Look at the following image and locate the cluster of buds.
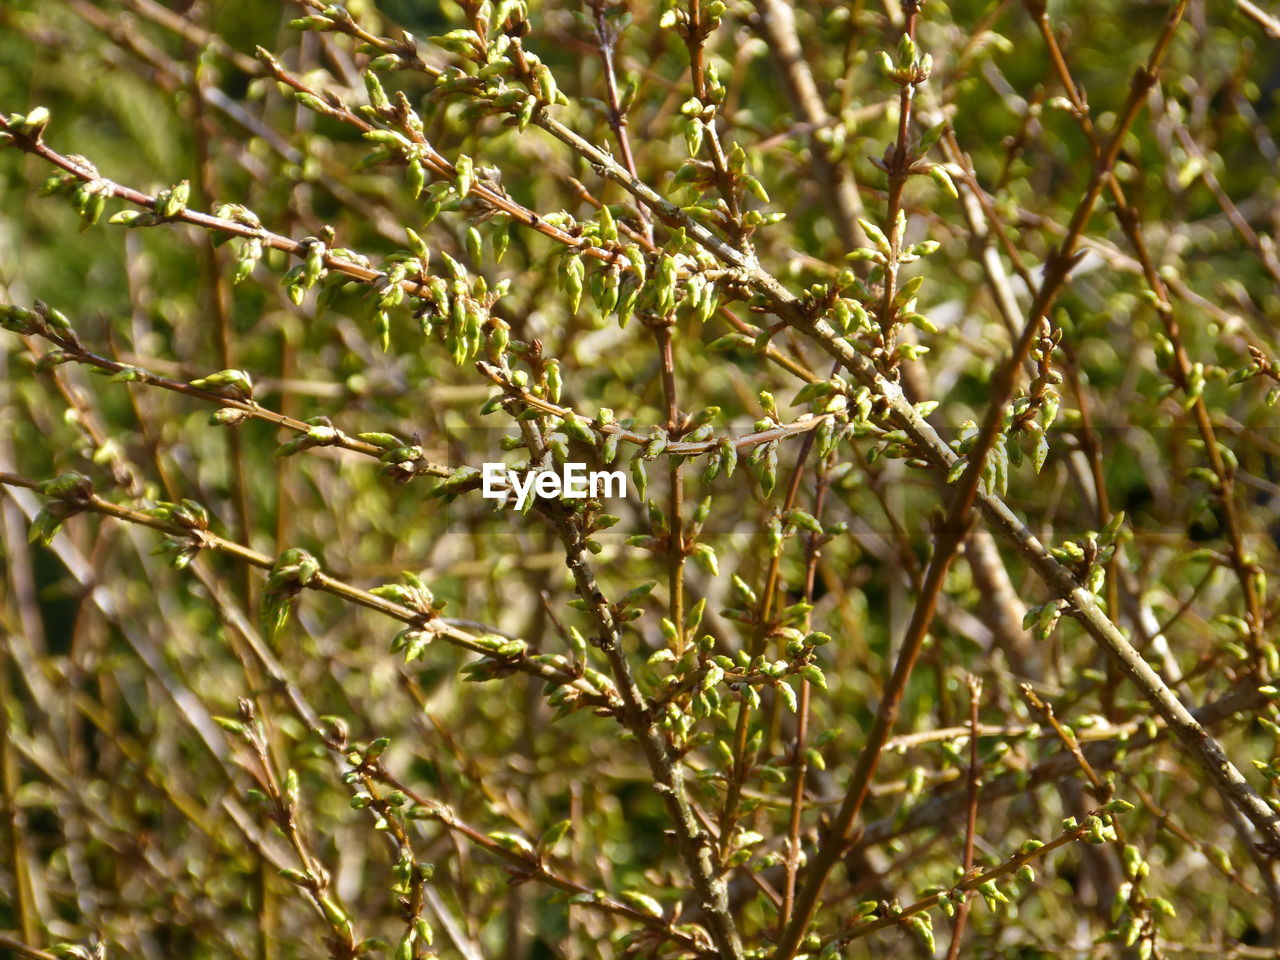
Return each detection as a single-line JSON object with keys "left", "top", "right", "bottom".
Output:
{"left": 145, "top": 498, "right": 212, "bottom": 571}
{"left": 875, "top": 33, "right": 934, "bottom": 87}
{"left": 190, "top": 367, "right": 254, "bottom": 401}
{"left": 273, "top": 416, "right": 345, "bottom": 459}
{"left": 287, "top": 3, "right": 357, "bottom": 33}
{"left": 261, "top": 548, "right": 322, "bottom": 638}
{"left": 28, "top": 471, "right": 96, "bottom": 547}
{"left": 1231, "top": 344, "right": 1280, "bottom": 407}
{"left": 35, "top": 159, "right": 113, "bottom": 231}
{"left": 658, "top": 0, "right": 728, "bottom": 37}
{"left": 1, "top": 299, "right": 75, "bottom": 344}
{"left": 1, "top": 105, "right": 51, "bottom": 142}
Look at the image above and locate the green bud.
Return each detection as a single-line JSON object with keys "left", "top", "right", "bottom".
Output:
{"left": 455, "top": 154, "right": 474, "bottom": 196}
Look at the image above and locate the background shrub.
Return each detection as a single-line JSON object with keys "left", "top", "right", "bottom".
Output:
{"left": 2, "top": 0, "right": 1280, "bottom": 957}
